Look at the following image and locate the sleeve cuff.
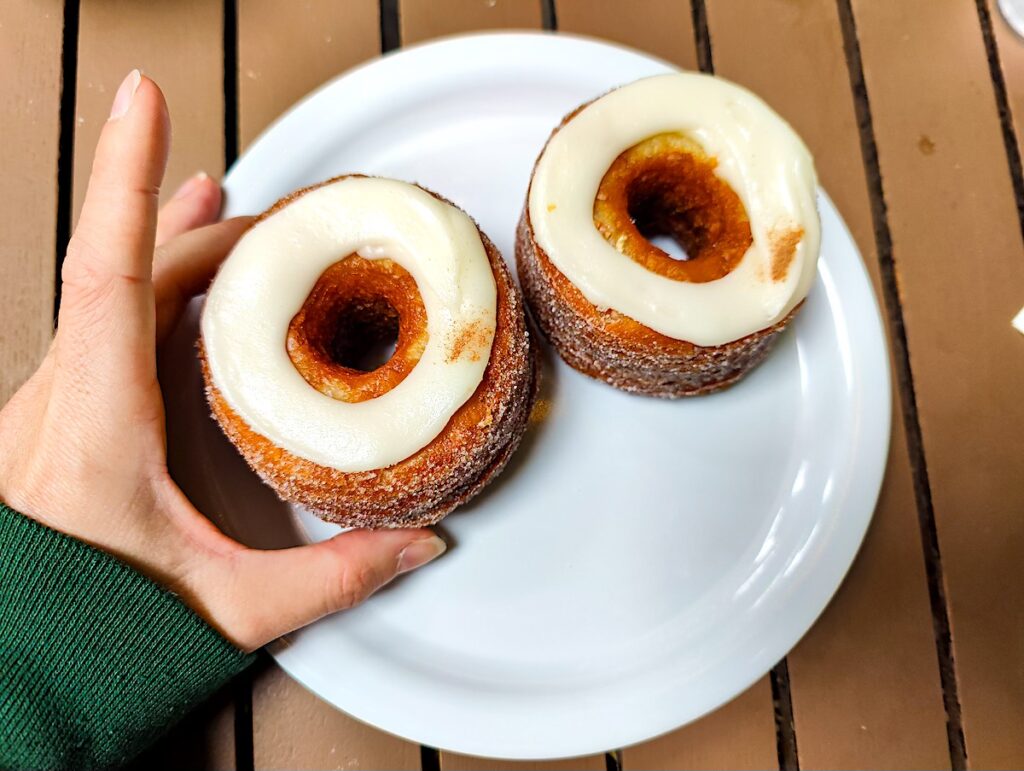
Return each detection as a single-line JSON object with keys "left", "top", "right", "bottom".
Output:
{"left": 0, "top": 503, "right": 255, "bottom": 770}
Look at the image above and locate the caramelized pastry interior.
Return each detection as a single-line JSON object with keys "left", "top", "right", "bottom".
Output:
{"left": 286, "top": 255, "right": 428, "bottom": 403}
{"left": 593, "top": 132, "right": 752, "bottom": 284}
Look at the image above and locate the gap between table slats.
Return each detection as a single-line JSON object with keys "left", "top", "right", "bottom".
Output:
{"left": 54, "top": 0, "right": 79, "bottom": 320}
{"left": 834, "top": 6, "right": 966, "bottom": 767}
{"left": 224, "top": 0, "right": 239, "bottom": 169}
{"left": 847, "top": 0, "right": 1024, "bottom": 767}
{"left": 977, "top": 0, "right": 1024, "bottom": 243}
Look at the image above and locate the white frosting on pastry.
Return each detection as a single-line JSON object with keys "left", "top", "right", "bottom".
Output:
{"left": 528, "top": 72, "right": 821, "bottom": 346}
{"left": 202, "top": 177, "right": 496, "bottom": 472}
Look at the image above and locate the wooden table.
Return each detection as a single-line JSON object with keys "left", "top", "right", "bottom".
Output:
{"left": 3, "top": 1, "right": 1022, "bottom": 768}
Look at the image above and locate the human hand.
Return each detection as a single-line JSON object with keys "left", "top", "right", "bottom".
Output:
{"left": 0, "top": 70, "right": 445, "bottom": 652}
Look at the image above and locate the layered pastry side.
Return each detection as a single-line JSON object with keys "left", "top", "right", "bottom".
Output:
{"left": 201, "top": 176, "right": 538, "bottom": 528}
{"left": 517, "top": 73, "right": 821, "bottom": 397}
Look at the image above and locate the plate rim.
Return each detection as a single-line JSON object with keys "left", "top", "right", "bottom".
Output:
{"left": 219, "top": 30, "right": 893, "bottom": 760}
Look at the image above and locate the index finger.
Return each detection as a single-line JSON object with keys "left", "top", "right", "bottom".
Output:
{"left": 56, "top": 71, "right": 170, "bottom": 391}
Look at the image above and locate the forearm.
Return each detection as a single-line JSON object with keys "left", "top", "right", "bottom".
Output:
{"left": 0, "top": 504, "right": 254, "bottom": 770}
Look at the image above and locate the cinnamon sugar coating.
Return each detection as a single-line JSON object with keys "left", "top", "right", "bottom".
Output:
{"left": 517, "top": 112, "right": 800, "bottom": 398}
{"left": 201, "top": 179, "right": 538, "bottom": 528}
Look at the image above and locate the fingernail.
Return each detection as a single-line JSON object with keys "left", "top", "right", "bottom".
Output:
{"left": 397, "top": 535, "right": 447, "bottom": 574}
{"left": 172, "top": 171, "right": 210, "bottom": 200}
{"left": 109, "top": 69, "right": 141, "bottom": 121}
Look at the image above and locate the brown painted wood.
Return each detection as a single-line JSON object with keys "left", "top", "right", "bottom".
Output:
{"left": 0, "top": 0, "right": 62, "bottom": 402}
{"left": 72, "top": 0, "right": 224, "bottom": 225}
{"left": 71, "top": 3, "right": 233, "bottom": 767}
{"left": 237, "top": 0, "right": 380, "bottom": 151}
{"left": 252, "top": 663, "right": 420, "bottom": 770}
{"left": 852, "top": 0, "right": 1024, "bottom": 766}
{"left": 556, "top": 0, "right": 697, "bottom": 69}
{"left": 621, "top": 681, "right": 776, "bottom": 771}
{"left": 399, "top": 0, "right": 542, "bottom": 45}
{"left": 443, "top": 751, "right": 606, "bottom": 770}
{"left": 704, "top": 1, "right": 953, "bottom": 768}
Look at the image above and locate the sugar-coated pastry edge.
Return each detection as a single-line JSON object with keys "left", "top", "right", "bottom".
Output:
{"left": 201, "top": 179, "right": 538, "bottom": 528}
{"left": 516, "top": 206, "right": 796, "bottom": 398}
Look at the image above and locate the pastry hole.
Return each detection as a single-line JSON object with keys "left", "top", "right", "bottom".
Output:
{"left": 645, "top": 233, "right": 690, "bottom": 262}
{"left": 593, "top": 132, "right": 753, "bottom": 283}
{"left": 627, "top": 176, "right": 708, "bottom": 261}
{"left": 328, "top": 297, "right": 400, "bottom": 373}
{"left": 287, "top": 255, "right": 428, "bottom": 403}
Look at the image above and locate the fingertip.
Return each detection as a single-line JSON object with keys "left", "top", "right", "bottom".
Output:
{"left": 155, "top": 173, "right": 234, "bottom": 249}
{"left": 108, "top": 69, "right": 141, "bottom": 121}
{"left": 108, "top": 73, "right": 170, "bottom": 154}
{"left": 397, "top": 534, "right": 447, "bottom": 573}
{"left": 135, "top": 74, "right": 170, "bottom": 127}
{"left": 82, "top": 70, "right": 171, "bottom": 231}
{"left": 167, "top": 172, "right": 222, "bottom": 225}
{"left": 194, "top": 173, "right": 222, "bottom": 208}
{"left": 325, "top": 528, "right": 447, "bottom": 573}
{"left": 207, "top": 528, "right": 446, "bottom": 649}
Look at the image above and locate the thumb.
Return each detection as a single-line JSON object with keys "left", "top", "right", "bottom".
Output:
{"left": 224, "top": 529, "right": 447, "bottom": 651}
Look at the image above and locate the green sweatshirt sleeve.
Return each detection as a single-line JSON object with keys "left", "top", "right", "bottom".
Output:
{"left": 0, "top": 503, "right": 256, "bottom": 770}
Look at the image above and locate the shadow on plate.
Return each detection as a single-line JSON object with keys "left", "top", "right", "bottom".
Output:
{"left": 160, "top": 300, "right": 303, "bottom": 551}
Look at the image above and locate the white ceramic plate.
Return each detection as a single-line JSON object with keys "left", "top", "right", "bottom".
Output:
{"left": 162, "top": 32, "right": 890, "bottom": 760}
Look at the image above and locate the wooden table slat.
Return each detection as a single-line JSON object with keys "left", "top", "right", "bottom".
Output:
{"left": 556, "top": 0, "right": 697, "bottom": 70}
{"left": 252, "top": 664, "right": 420, "bottom": 770}
{"left": 621, "top": 681, "right": 777, "bottom": 771}
{"left": 851, "top": 0, "right": 1024, "bottom": 766}
{"left": 71, "top": 0, "right": 225, "bottom": 223}
{"left": 237, "top": 0, "right": 381, "bottom": 151}
{"left": 71, "top": 2, "right": 232, "bottom": 766}
{"left": 0, "top": 0, "right": 63, "bottom": 403}
{"left": 399, "top": 0, "right": 542, "bottom": 45}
